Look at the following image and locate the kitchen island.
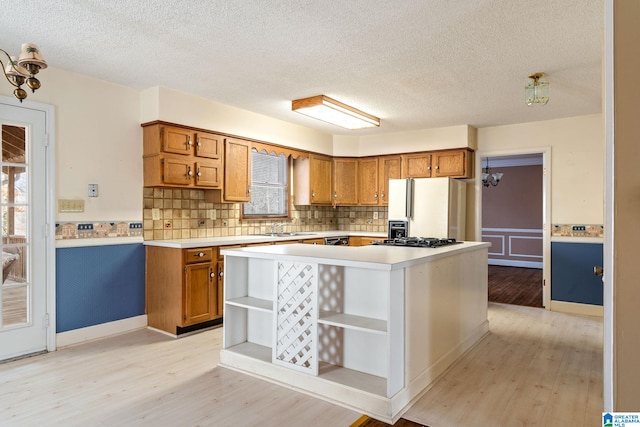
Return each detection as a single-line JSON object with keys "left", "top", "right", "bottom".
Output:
{"left": 219, "top": 241, "right": 490, "bottom": 423}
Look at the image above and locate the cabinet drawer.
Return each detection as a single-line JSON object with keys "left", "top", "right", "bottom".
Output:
{"left": 184, "top": 248, "right": 213, "bottom": 263}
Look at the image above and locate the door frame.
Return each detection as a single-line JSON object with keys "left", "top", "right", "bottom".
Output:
{"left": 1, "top": 95, "right": 56, "bottom": 353}
{"left": 474, "top": 146, "right": 551, "bottom": 309}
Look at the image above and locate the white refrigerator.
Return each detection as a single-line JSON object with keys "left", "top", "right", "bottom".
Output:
{"left": 388, "top": 177, "right": 466, "bottom": 240}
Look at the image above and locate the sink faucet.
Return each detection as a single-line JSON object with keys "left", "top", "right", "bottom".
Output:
{"left": 270, "top": 222, "right": 285, "bottom": 234}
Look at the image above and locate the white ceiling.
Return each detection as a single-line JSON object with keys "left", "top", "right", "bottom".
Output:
{"left": 1, "top": 0, "right": 603, "bottom": 136}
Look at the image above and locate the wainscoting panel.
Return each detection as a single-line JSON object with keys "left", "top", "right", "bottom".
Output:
{"left": 55, "top": 243, "right": 145, "bottom": 332}
{"left": 482, "top": 228, "right": 543, "bottom": 268}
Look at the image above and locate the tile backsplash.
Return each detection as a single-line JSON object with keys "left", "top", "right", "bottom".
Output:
{"left": 142, "top": 188, "right": 388, "bottom": 240}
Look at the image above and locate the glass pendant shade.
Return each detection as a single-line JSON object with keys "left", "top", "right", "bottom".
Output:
{"left": 525, "top": 72, "right": 549, "bottom": 106}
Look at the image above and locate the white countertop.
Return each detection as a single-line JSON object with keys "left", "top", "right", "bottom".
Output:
{"left": 221, "top": 241, "right": 490, "bottom": 271}
{"left": 143, "top": 231, "right": 386, "bottom": 248}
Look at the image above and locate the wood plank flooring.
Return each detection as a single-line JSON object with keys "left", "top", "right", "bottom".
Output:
{"left": 488, "top": 265, "right": 543, "bottom": 308}
{"left": 0, "top": 303, "right": 602, "bottom": 427}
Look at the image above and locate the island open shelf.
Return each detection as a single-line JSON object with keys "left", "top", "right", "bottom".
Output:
{"left": 219, "top": 242, "right": 490, "bottom": 424}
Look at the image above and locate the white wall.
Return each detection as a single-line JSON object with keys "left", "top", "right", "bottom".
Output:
{"left": 1, "top": 67, "right": 143, "bottom": 222}
{"left": 478, "top": 114, "right": 604, "bottom": 224}
{"left": 141, "top": 86, "right": 334, "bottom": 154}
{"left": 335, "top": 125, "right": 475, "bottom": 157}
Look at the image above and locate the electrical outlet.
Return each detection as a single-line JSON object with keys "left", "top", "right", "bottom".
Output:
{"left": 164, "top": 220, "right": 172, "bottom": 229}
{"left": 198, "top": 220, "right": 205, "bottom": 227}
{"left": 223, "top": 220, "right": 228, "bottom": 227}
{"left": 88, "top": 184, "right": 98, "bottom": 197}
{"left": 373, "top": 212, "right": 379, "bottom": 220}
{"left": 152, "top": 208, "right": 160, "bottom": 220}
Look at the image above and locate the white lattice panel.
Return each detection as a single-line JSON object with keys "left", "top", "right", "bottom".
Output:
{"left": 273, "top": 261, "right": 318, "bottom": 375}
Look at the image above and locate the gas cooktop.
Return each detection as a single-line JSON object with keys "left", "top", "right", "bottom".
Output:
{"left": 372, "top": 237, "right": 462, "bottom": 248}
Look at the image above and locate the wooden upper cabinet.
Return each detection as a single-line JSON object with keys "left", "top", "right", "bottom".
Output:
{"left": 293, "top": 154, "right": 332, "bottom": 205}
{"left": 379, "top": 155, "right": 401, "bottom": 205}
{"left": 333, "top": 158, "right": 358, "bottom": 206}
{"left": 195, "top": 160, "right": 222, "bottom": 187}
{"left": 358, "top": 158, "right": 379, "bottom": 205}
{"left": 160, "top": 126, "right": 193, "bottom": 156}
{"left": 401, "top": 153, "right": 432, "bottom": 178}
{"left": 223, "top": 138, "right": 252, "bottom": 202}
{"left": 161, "top": 155, "right": 193, "bottom": 186}
{"left": 432, "top": 149, "right": 473, "bottom": 178}
{"left": 195, "top": 132, "right": 223, "bottom": 159}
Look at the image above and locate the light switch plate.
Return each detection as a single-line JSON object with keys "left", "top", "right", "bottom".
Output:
{"left": 58, "top": 199, "right": 84, "bottom": 213}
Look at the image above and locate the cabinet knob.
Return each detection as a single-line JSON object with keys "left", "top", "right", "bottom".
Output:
{"left": 435, "top": 165, "right": 439, "bottom": 170}
{"left": 196, "top": 138, "right": 201, "bottom": 150}
{"left": 196, "top": 169, "right": 202, "bottom": 178}
{"left": 374, "top": 192, "right": 378, "bottom": 199}
{"left": 427, "top": 166, "right": 431, "bottom": 170}
{"left": 210, "top": 271, "right": 215, "bottom": 278}
{"left": 196, "top": 252, "right": 205, "bottom": 257}
{"left": 219, "top": 271, "right": 224, "bottom": 277}
{"left": 333, "top": 192, "right": 337, "bottom": 199}
{"left": 311, "top": 191, "right": 315, "bottom": 198}
{"left": 187, "top": 167, "right": 193, "bottom": 177}
{"left": 594, "top": 265, "right": 604, "bottom": 277}
{"left": 381, "top": 192, "right": 385, "bottom": 199}
{"left": 187, "top": 137, "right": 192, "bottom": 148}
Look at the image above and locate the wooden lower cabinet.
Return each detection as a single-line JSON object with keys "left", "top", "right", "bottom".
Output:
{"left": 146, "top": 246, "right": 221, "bottom": 335}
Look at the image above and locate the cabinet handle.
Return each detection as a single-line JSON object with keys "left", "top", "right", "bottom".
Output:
{"left": 435, "top": 165, "right": 439, "bottom": 170}
{"left": 187, "top": 137, "right": 192, "bottom": 149}
{"left": 219, "top": 271, "right": 224, "bottom": 277}
{"left": 187, "top": 167, "right": 193, "bottom": 177}
{"left": 311, "top": 191, "right": 315, "bottom": 198}
{"left": 427, "top": 165, "right": 431, "bottom": 170}
{"left": 374, "top": 192, "right": 378, "bottom": 199}
{"left": 210, "top": 269, "right": 215, "bottom": 279}
{"left": 381, "top": 192, "right": 385, "bottom": 199}
{"left": 333, "top": 192, "right": 337, "bottom": 199}
{"left": 247, "top": 188, "right": 251, "bottom": 195}
{"left": 196, "top": 252, "right": 205, "bottom": 257}
{"left": 196, "top": 169, "right": 202, "bottom": 179}
{"left": 196, "top": 138, "right": 201, "bottom": 151}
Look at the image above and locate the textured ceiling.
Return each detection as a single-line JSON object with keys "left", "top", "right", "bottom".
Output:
{"left": 1, "top": 0, "right": 603, "bottom": 135}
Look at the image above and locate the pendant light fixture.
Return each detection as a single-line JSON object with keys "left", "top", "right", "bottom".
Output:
{"left": 1, "top": 43, "right": 48, "bottom": 102}
{"left": 525, "top": 72, "right": 549, "bottom": 106}
{"left": 482, "top": 158, "right": 503, "bottom": 187}
{"left": 292, "top": 95, "right": 380, "bottom": 130}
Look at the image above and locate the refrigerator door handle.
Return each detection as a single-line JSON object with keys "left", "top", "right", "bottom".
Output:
{"left": 405, "top": 178, "right": 414, "bottom": 219}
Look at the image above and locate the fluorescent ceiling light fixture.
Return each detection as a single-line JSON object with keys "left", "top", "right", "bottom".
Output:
{"left": 292, "top": 95, "right": 380, "bottom": 130}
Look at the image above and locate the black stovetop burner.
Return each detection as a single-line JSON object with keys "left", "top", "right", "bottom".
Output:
{"left": 373, "top": 237, "right": 462, "bottom": 248}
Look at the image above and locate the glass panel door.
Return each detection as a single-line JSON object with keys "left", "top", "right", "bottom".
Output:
{"left": 1, "top": 125, "right": 28, "bottom": 327}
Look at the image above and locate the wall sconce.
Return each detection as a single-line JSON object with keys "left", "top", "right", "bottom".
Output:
{"left": 525, "top": 72, "right": 549, "bottom": 106}
{"left": 1, "top": 43, "right": 48, "bottom": 102}
{"left": 482, "top": 158, "right": 503, "bottom": 187}
{"left": 292, "top": 95, "right": 380, "bottom": 130}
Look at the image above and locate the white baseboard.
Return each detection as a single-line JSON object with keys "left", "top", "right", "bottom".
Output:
{"left": 550, "top": 300, "right": 603, "bottom": 317}
{"left": 488, "top": 259, "right": 543, "bottom": 269}
{"left": 56, "top": 315, "right": 148, "bottom": 348}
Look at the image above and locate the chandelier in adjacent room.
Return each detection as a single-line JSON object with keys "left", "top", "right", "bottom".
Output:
{"left": 482, "top": 158, "right": 503, "bottom": 187}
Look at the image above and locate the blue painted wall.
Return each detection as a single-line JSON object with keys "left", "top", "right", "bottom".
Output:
{"left": 551, "top": 242, "right": 603, "bottom": 306}
{"left": 55, "top": 243, "right": 145, "bottom": 332}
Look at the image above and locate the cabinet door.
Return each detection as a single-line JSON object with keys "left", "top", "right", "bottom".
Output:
{"left": 183, "top": 262, "right": 216, "bottom": 326}
{"left": 217, "top": 260, "right": 224, "bottom": 318}
{"left": 195, "top": 160, "right": 222, "bottom": 188}
{"left": 309, "top": 155, "right": 333, "bottom": 204}
{"left": 432, "top": 150, "right": 468, "bottom": 177}
{"left": 161, "top": 126, "right": 193, "bottom": 156}
{"left": 196, "top": 132, "right": 223, "bottom": 159}
{"left": 224, "top": 138, "right": 252, "bottom": 202}
{"left": 401, "top": 153, "right": 432, "bottom": 178}
{"left": 162, "top": 156, "right": 193, "bottom": 185}
{"left": 333, "top": 158, "right": 358, "bottom": 205}
{"left": 379, "top": 156, "right": 401, "bottom": 205}
{"left": 358, "top": 158, "right": 379, "bottom": 205}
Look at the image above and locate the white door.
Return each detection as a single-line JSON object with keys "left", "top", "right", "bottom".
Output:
{"left": 0, "top": 102, "right": 48, "bottom": 360}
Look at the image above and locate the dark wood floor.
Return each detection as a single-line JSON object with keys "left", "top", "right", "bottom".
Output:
{"left": 488, "top": 265, "right": 543, "bottom": 308}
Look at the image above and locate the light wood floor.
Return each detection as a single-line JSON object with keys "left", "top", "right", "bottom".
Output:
{"left": 0, "top": 303, "right": 602, "bottom": 427}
